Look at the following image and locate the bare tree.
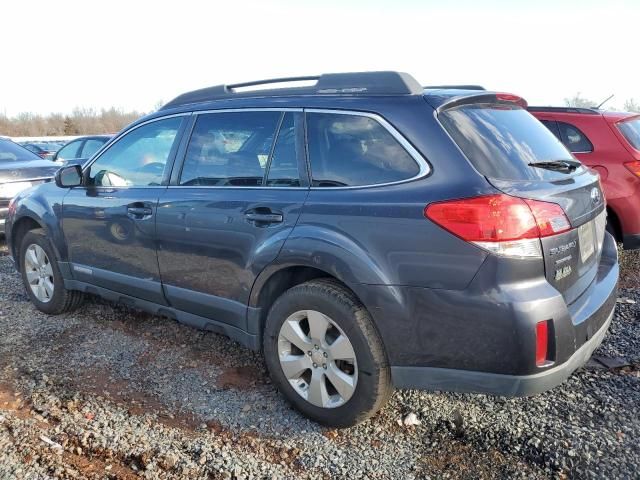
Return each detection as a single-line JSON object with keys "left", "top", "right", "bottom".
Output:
{"left": 0, "top": 108, "right": 144, "bottom": 137}
{"left": 564, "top": 93, "right": 597, "bottom": 108}
{"left": 623, "top": 99, "right": 640, "bottom": 113}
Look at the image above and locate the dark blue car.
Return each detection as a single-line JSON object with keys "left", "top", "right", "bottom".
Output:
{"left": 5, "top": 72, "right": 618, "bottom": 427}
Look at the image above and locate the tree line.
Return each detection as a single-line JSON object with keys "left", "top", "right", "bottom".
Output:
{"left": 564, "top": 94, "right": 640, "bottom": 112}
{"left": 1, "top": 94, "right": 638, "bottom": 137}
{"left": 0, "top": 107, "right": 146, "bottom": 137}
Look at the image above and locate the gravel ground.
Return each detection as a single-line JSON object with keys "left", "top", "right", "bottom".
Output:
{"left": 0, "top": 240, "right": 638, "bottom": 480}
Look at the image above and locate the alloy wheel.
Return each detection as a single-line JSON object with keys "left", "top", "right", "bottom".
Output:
{"left": 277, "top": 310, "right": 358, "bottom": 408}
{"left": 24, "top": 244, "right": 54, "bottom": 303}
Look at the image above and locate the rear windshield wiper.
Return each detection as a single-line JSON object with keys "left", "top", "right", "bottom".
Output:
{"left": 528, "top": 160, "right": 580, "bottom": 172}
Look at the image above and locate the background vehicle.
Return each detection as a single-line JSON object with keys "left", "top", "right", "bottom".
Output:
{"left": 5, "top": 72, "right": 618, "bottom": 427}
{"left": 20, "top": 142, "right": 61, "bottom": 160}
{"left": 530, "top": 107, "right": 640, "bottom": 250}
{"left": 0, "top": 139, "right": 59, "bottom": 234}
{"left": 53, "top": 135, "right": 112, "bottom": 165}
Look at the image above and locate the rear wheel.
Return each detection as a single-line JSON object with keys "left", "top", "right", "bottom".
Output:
{"left": 20, "top": 230, "right": 84, "bottom": 314}
{"left": 263, "top": 279, "right": 392, "bottom": 427}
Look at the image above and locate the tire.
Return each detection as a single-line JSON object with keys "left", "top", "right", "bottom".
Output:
{"left": 19, "top": 229, "right": 85, "bottom": 315}
{"left": 263, "top": 278, "right": 393, "bottom": 427}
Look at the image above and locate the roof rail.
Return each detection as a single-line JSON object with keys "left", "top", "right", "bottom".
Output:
{"left": 424, "top": 85, "right": 486, "bottom": 91}
{"left": 161, "top": 71, "right": 423, "bottom": 110}
{"left": 527, "top": 106, "right": 600, "bottom": 115}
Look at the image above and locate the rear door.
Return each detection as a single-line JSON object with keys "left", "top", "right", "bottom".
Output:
{"left": 439, "top": 102, "right": 606, "bottom": 305}
{"left": 156, "top": 109, "right": 308, "bottom": 330}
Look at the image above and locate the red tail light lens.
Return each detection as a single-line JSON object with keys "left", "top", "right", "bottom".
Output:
{"left": 424, "top": 194, "right": 570, "bottom": 242}
{"left": 624, "top": 161, "right": 640, "bottom": 178}
{"left": 536, "top": 321, "right": 549, "bottom": 366}
{"left": 524, "top": 199, "right": 571, "bottom": 237}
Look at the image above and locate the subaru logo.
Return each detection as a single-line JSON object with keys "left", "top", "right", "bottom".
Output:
{"left": 590, "top": 187, "right": 601, "bottom": 205}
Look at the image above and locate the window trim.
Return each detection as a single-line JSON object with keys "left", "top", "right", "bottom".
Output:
{"left": 304, "top": 108, "right": 430, "bottom": 190}
{"left": 81, "top": 113, "right": 191, "bottom": 189}
{"left": 556, "top": 121, "right": 594, "bottom": 154}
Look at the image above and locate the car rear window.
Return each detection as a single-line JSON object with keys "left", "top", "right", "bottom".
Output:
{"left": 0, "top": 139, "right": 42, "bottom": 162}
{"left": 618, "top": 117, "right": 640, "bottom": 150}
{"left": 439, "top": 104, "right": 580, "bottom": 181}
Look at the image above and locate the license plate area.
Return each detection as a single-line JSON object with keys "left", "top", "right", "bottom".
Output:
{"left": 578, "top": 220, "right": 595, "bottom": 264}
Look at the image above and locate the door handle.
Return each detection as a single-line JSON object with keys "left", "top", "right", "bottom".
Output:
{"left": 245, "top": 212, "right": 283, "bottom": 224}
{"left": 127, "top": 205, "right": 153, "bottom": 219}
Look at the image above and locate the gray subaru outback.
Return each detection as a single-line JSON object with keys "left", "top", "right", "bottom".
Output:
{"left": 5, "top": 72, "right": 618, "bottom": 427}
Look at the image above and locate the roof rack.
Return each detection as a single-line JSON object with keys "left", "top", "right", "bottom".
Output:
{"left": 161, "top": 71, "right": 423, "bottom": 110}
{"left": 424, "top": 85, "right": 485, "bottom": 91}
{"left": 527, "top": 106, "right": 600, "bottom": 115}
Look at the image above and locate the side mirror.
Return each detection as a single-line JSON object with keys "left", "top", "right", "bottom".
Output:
{"left": 55, "top": 165, "right": 83, "bottom": 188}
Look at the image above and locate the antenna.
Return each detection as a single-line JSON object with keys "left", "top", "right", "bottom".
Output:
{"left": 596, "top": 94, "right": 614, "bottom": 109}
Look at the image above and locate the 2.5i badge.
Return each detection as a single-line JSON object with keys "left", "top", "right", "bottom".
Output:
{"left": 555, "top": 265, "right": 572, "bottom": 281}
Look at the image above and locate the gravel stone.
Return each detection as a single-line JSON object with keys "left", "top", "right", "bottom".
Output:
{"left": 0, "top": 241, "right": 638, "bottom": 479}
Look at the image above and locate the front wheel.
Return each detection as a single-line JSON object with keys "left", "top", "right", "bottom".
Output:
{"left": 20, "top": 229, "right": 85, "bottom": 315}
{"left": 263, "top": 279, "right": 393, "bottom": 427}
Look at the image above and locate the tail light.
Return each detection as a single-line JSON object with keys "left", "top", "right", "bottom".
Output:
{"left": 37, "top": 152, "right": 48, "bottom": 159}
{"left": 535, "top": 320, "right": 549, "bottom": 366}
{"left": 424, "top": 194, "right": 571, "bottom": 258}
{"left": 624, "top": 161, "right": 640, "bottom": 178}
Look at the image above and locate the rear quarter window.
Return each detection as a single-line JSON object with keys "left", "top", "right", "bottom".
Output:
{"left": 306, "top": 112, "right": 421, "bottom": 187}
{"left": 440, "top": 104, "right": 580, "bottom": 181}
{"left": 618, "top": 118, "right": 640, "bottom": 150}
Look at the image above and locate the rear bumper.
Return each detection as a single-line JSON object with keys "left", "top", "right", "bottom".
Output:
{"left": 391, "top": 306, "right": 613, "bottom": 396}
{"left": 354, "top": 232, "right": 619, "bottom": 395}
{"left": 623, "top": 233, "right": 640, "bottom": 250}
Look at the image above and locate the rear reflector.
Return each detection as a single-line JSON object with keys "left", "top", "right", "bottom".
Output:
{"left": 624, "top": 161, "right": 640, "bottom": 178}
{"left": 424, "top": 194, "right": 571, "bottom": 257}
{"left": 536, "top": 321, "right": 549, "bottom": 366}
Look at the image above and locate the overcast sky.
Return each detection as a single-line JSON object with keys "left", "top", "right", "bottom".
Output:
{"left": 1, "top": 0, "right": 638, "bottom": 116}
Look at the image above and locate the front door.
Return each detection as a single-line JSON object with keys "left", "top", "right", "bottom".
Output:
{"left": 156, "top": 110, "right": 308, "bottom": 330}
{"left": 62, "top": 115, "right": 187, "bottom": 304}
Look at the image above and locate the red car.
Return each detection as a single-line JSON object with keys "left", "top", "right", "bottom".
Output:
{"left": 529, "top": 107, "right": 640, "bottom": 250}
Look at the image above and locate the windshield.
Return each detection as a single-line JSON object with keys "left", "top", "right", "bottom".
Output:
{"left": 618, "top": 117, "right": 640, "bottom": 150}
{"left": 439, "top": 103, "right": 581, "bottom": 181}
{"left": 0, "top": 139, "right": 42, "bottom": 162}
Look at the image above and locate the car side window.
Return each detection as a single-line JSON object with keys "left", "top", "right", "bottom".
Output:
{"left": 540, "top": 119, "right": 561, "bottom": 140}
{"left": 306, "top": 112, "right": 420, "bottom": 187}
{"left": 56, "top": 141, "right": 81, "bottom": 161}
{"left": 87, "top": 117, "right": 182, "bottom": 187}
{"left": 557, "top": 122, "right": 593, "bottom": 153}
{"left": 180, "top": 111, "right": 281, "bottom": 186}
{"left": 266, "top": 113, "right": 300, "bottom": 187}
{"left": 81, "top": 139, "right": 106, "bottom": 159}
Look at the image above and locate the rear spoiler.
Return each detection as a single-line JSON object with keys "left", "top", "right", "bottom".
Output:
{"left": 429, "top": 92, "right": 528, "bottom": 113}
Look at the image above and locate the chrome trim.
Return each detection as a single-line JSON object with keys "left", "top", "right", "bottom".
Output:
{"left": 304, "top": 108, "right": 430, "bottom": 190}
{"left": 0, "top": 177, "right": 53, "bottom": 185}
{"left": 194, "top": 108, "right": 304, "bottom": 115}
{"left": 167, "top": 185, "right": 307, "bottom": 190}
{"left": 101, "top": 108, "right": 430, "bottom": 192}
